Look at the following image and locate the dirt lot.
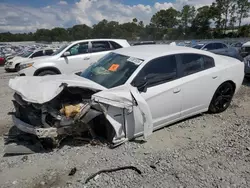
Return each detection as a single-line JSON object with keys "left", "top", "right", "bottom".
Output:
{"left": 0, "top": 66, "right": 250, "bottom": 188}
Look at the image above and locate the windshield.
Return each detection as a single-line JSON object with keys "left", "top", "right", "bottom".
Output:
{"left": 80, "top": 52, "right": 143, "bottom": 88}
{"left": 192, "top": 44, "right": 204, "bottom": 49}
{"left": 52, "top": 44, "right": 69, "bottom": 55}
{"left": 21, "top": 51, "right": 33, "bottom": 58}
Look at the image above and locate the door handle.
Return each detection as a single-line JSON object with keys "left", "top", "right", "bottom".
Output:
{"left": 173, "top": 88, "right": 181, "bottom": 94}
{"left": 83, "top": 57, "right": 90, "bottom": 60}
{"left": 212, "top": 76, "right": 218, "bottom": 79}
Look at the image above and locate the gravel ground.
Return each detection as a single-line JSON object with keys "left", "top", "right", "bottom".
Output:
{"left": 0, "top": 66, "right": 250, "bottom": 188}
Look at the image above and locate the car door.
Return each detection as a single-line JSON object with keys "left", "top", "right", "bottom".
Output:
{"left": 89, "top": 41, "right": 113, "bottom": 65}
{"left": 132, "top": 55, "right": 182, "bottom": 129}
{"left": 177, "top": 53, "right": 219, "bottom": 118}
{"left": 57, "top": 42, "right": 91, "bottom": 74}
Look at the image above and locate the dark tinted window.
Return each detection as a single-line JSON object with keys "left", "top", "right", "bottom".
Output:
{"left": 45, "top": 49, "right": 54, "bottom": 55}
{"left": 136, "top": 55, "right": 177, "bottom": 87}
{"left": 109, "top": 41, "right": 122, "bottom": 49}
{"left": 31, "top": 50, "right": 44, "bottom": 58}
{"left": 204, "top": 43, "right": 214, "bottom": 50}
{"left": 222, "top": 44, "right": 228, "bottom": 48}
{"left": 214, "top": 43, "right": 224, "bottom": 49}
{"left": 204, "top": 56, "right": 215, "bottom": 69}
{"left": 180, "top": 54, "right": 215, "bottom": 76}
{"left": 92, "top": 41, "right": 111, "bottom": 52}
{"left": 67, "top": 42, "right": 89, "bottom": 55}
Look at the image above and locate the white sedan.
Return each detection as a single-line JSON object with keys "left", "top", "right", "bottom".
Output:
{"left": 8, "top": 45, "right": 244, "bottom": 147}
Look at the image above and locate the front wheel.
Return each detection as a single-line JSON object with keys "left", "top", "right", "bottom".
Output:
{"left": 209, "top": 82, "right": 235, "bottom": 113}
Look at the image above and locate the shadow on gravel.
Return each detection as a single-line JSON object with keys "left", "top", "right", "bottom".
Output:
{"left": 242, "top": 78, "right": 250, "bottom": 87}
{"left": 3, "top": 126, "right": 107, "bottom": 156}
{"left": 131, "top": 114, "right": 202, "bottom": 144}
{"left": 3, "top": 126, "right": 47, "bottom": 157}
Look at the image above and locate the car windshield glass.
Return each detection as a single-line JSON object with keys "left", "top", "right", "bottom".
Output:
{"left": 52, "top": 44, "right": 69, "bottom": 55}
{"left": 80, "top": 52, "right": 143, "bottom": 88}
{"left": 192, "top": 45, "right": 204, "bottom": 49}
{"left": 21, "top": 51, "right": 33, "bottom": 57}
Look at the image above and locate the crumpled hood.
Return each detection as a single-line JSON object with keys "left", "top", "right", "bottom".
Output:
{"left": 9, "top": 74, "right": 107, "bottom": 104}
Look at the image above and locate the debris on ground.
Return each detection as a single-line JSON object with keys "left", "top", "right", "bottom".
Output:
{"left": 84, "top": 166, "right": 142, "bottom": 184}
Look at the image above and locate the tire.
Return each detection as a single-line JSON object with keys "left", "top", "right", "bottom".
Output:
{"left": 37, "top": 70, "right": 57, "bottom": 76}
{"left": 15, "top": 64, "right": 20, "bottom": 71}
{"left": 209, "top": 82, "right": 235, "bottom": 113}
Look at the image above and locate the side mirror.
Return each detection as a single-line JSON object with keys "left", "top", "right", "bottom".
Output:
{"left": 133, "top": 77, "right": 148, "bottom": 93}
{"left": 203, "top": 48, "right": 208, "bottom": 51}
{"left": 62, "top": 51, "right": 70, "bottom": 57}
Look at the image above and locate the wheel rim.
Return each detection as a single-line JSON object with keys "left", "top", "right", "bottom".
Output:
{"left": 213, "top": 83, "right": 234, "bottom": 111}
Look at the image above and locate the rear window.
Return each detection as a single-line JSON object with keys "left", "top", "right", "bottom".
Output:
{"left": 180, "top": 54, "right": 215, "bottom": 76}
{"left": 109, "top": 41, "right": 122, "bottom": 49}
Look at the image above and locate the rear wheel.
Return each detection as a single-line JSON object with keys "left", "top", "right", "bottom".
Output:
{"left": 37, "top": 70, "right": 57, "bottom": 76}
{"left": 209, "top": 82, "right": 235, "bottom": 113}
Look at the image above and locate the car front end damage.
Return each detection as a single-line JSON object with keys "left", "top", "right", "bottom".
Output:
{"left": 5, "top": 75, "right": 153, "bottom": 153}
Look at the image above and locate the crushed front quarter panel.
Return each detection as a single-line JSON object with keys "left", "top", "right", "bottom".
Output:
{"left": 92, "top": 84, "right": 153, "bottom": 142}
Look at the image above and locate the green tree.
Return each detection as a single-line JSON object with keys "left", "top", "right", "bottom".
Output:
{"left": 151, "top": 7, "right": 180, "bottom": 28}
{"left": 180, "top": 5, "right": 196, "bottom": 33}
{"left": 236, "top": 0, "right": 250, "bottom": 27}
{"left": 229, "top": 3, "right": 237, "bottom": 31}
{"left": 191, "top": 6, "right": 212, "bottom": 39}
{"left": 68, "top": 24, "right": 92, "bottom": 40}
{"left": 132, "top": 18, "right": 138, "bottom": 23}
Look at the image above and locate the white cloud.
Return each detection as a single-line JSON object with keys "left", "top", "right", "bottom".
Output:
{"left": 0, "top": 0, "right": 237, "bottom": 33}
{"left": 58, "top": 1, "right": 68, "bottom": 5}
{"left": 154, "top": 2, "right": 174, "bottom": 11}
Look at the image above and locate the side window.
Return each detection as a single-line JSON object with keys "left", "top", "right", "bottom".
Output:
{"left": 109, "top": 41, "right": 122, "bottom": 49}
{"left": 181, "top": 54, "right": 203, "bottom": 76}
{"left": 204, "top": 56, "right": 215, "bottom": 69}
{"left": 222, "top": 44, "right": 228, "bottom": 48}
{"left": 214, "top": 43, "right": 223, "bottom": 49}
{"left": 67, "top": 42, "right": 89, "bottom": 56}
{"left": 45, "top": 50, "right": 54, "bottom": 55}
{"left": 91, "top": 41, "right": 112, "bottom": 53}
{"left": 135, "top": 55, "right": 177, "bottom": 87}
{"left": 204, "top": 43, "right": 214, "bottom": 50}
{"left": 180, "top": 54, "right": 215, "bottom": 76}
{"left": 31, "top": 51, "right": 44, "bottom": 58}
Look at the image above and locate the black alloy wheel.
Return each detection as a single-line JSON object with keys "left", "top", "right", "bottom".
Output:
{"left": 209, "top": 82, "right": 235, "bottom": 113}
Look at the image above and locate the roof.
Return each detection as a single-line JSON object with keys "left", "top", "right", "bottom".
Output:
{"left": 114, "top": 44, "right": 216, "bottom": 60}
{"left": 71, "top": 39, "right": 127, "bottom": 44}
{"left": 243, "top": 41, "right": 250, "bottom": 47}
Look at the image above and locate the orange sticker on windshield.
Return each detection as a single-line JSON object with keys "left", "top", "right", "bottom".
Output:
{"left": 108, "top": 64, "right": 119, "bottom": 71}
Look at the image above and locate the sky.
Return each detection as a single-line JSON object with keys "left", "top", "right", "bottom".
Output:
{"left": 0, "top": 0, "right": 217, "bottom": 33}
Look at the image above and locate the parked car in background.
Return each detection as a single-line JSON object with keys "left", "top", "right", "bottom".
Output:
{"left": 132, "top": 41, "right": 156, "bottom": 46}
{"left": 5, "top": 49, "right": 55, "bottom": 72}
{"left": 192, "top": 42, "right": 243, "bottom": 62}
{"left": 0, "top": 56, "right": 5, "bottom": 66}
{"left": 240, "top": 41, "right": 250, "bottom": 58}
{"left": 18, "top": 39, "right": 130, "bottom": 76}
{"left": 230, "top": 42, "right": 243, "bottom": 52}
{"left": 9, "top": 45, "right": 244, "bottom": 147}
{"left": 243, "top": 55, "right": 250, "bottom": 79}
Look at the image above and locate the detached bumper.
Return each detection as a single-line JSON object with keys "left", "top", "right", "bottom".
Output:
{"left": 12, "top": 115, "right": 64, "bottom": 138}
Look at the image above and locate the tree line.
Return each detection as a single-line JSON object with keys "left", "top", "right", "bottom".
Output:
{"left": 1, "top": 0, "right": 250, "bottom": 42}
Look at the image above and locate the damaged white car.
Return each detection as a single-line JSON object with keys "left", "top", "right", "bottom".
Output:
{"left": 8, "top": 45, "right": 244, "bottom": 149}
